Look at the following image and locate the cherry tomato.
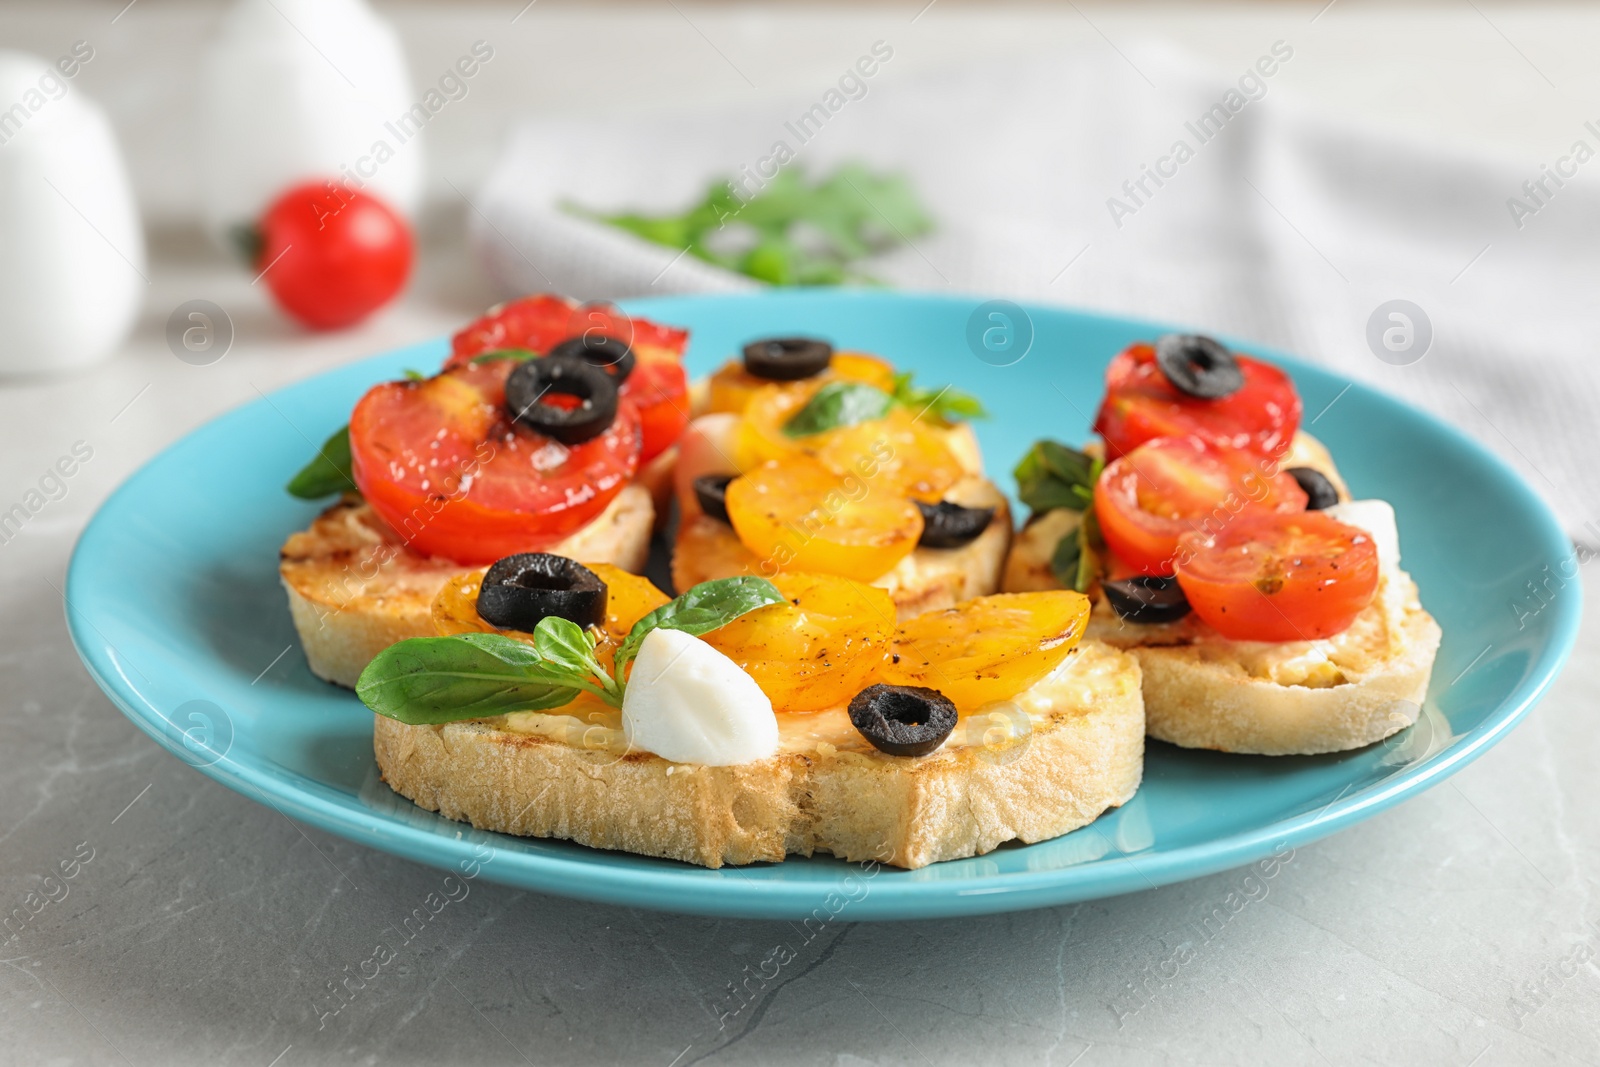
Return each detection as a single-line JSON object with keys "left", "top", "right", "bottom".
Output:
{"left": 349, "top": 359, "right": 642, "bottom": 565}
{"left": 1093, "top": 342, "right": 1302, "bottom": 460}
{"left": 256, "top": 181, "right": 412, "bottom": 330}
{"left": 1094, "top": 436, "right": 1307, "bottom": 576}
{"left": 725, "top": 457, "right": 924, "bottom": 582}
{"left": 703, "top": 572, "right": 895, "bottom": 712}
{"left": 879, "top": 591, "right": 1091, "bottom": 711}
{"left": 1175, "top": 511, "right": 1379, "bottom": 641}
{"left": 447, "top": 295, "right": 690, "bottom": 463}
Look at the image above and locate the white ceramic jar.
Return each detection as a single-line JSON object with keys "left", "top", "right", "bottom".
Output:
{"left": 0, "top": 50, "right": 145, "bottom": 376}
{"left": 198, "top": 0, "right": 422, "bottom": 248}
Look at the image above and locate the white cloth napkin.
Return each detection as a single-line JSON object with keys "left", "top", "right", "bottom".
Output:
{"left": 470, "top": 43, "right": 1598, "bottom": 541}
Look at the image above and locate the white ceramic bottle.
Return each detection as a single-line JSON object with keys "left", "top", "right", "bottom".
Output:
{"left": 197, "top": 0, "right": 422, "bottom": 248}
{"left": 0, "top": 50, "right": 145, "bottom": 376}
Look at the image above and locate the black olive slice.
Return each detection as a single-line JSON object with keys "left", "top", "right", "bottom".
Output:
{"left": 848, "top": 684, "right": 958, "bottom": 758}
{"left": 742, "top": 336, "right": 833, "bottom": 381}
{"left": 504, "top": 354, "right": 619, "bottom": 445}
{"left": 476, "top": 553, "right": 607, "bottom": 631}
{"left": 548, "top": 335, "right": 636, "bottom": 385}
{"left": 1286, "top": 466, "right": 1339, "bottom": 510}
{"left": 693, "top": 473, "right": 735, "bottom": 525}
{"left": 1154, "top": 334, "right": 1245, "bottom": 400}
{"left": 1102, "top": 574, "right": 1191, "bottom": 625}
{"left": 914, "top": 500, "right": 996, "bottom": 549}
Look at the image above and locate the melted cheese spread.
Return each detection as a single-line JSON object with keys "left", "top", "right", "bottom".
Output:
{"left": 492, "top": 639, "right": 1134, "bottom": 759}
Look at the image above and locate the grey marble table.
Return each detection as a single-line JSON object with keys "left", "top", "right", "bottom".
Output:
{"left": 3, "top": 3, "right": 1599, "bottom": 1065}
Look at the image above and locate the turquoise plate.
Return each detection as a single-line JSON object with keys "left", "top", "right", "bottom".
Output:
{"left": 66, "top": 291, "right": 1579, "bottom": 920}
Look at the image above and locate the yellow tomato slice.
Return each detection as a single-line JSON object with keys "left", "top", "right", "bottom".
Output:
{"left": 732, "top": 379, "right": 815, "bottom": 468}
{"left": 432, "top": 570, "right": 495, "bottom": 637}
{"left": 588, "top": 563, "right": 673, "bottom": 644}
{"left": 880, "top": 592, "right": 1092, "bottom": 711}
{"left": 830, "top": 351, "right": 897, "bottom": 392}
{"left": 735, "top": 383, "right": 965, "bottom": 502}
{"left": 431, "top": 562, "right": 669, "bottom": 667}
{"left": 812, "top": 407, "right": 964, "bottom": 502}
{"left": 726, "top": 458, "right": 925, "bottom": 582}
{"left": 708, "top": 351, "right": 899, "bottom": 416}
{"left": 703, "top": 572, "right": 894, "bottom": 712}
{"left": 707, "top": 361, "right": 773, "bottom": 416}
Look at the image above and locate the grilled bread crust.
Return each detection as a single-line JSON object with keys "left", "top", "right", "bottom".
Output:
{"left": 372, "top": 641, "right": 1144, "bottom": 870}
{"left": 1127, "top": 600, "right": 1439, "bottom": 755}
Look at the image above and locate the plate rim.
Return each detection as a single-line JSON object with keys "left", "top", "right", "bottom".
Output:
{"left": 65, "top": 290, "right": 1583, "bottom": 920}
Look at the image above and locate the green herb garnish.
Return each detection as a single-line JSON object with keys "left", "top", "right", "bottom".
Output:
{"left": 1049, "top": 526, "right": 1082, "bottom": 590}
{"left": 1018, "top": 439, "right": 1103, "bottom": 592}
{"left": 1046, "top": 506, "right": 1102, "bottom": 594}
{"left": 354, "top": 576, "right": 785, "bottom": 725}
{"left": 356, "top": 625, "right": 616, "bottom": 723}
{"left": 1014, "top": 440, "right": 1099, "bottom": 516}
{"left": 891, "top": 371, "right": 987, "bottom": 425}
{"left": 613, "top": 576, "right": 786, "bottom": 674}
{"left": 783, "top": 373, "right": 987, "bottom": 437}
{"left": 285, "top": 425, "right": 356, "bottom": 500}
{"left": 783, "top": 381, "right": 894, "bottom": 437}
{"left": 577, "top": 163, "right": 933, "bottom": 287}
{"left": 468, "top": 347, "right": 539, "bottom": 366}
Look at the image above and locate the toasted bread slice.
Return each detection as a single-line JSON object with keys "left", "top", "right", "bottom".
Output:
{"left": 1124, "top": 591, "right": 1439, "bottom": 754}
{"left": 1090, "top": 574, "right": 1440, "bottom": 755}
{"left": 1000, "top": 433, "right": 1440, "bottom": 755}
{"left": 281, "top": 485, "right": 653, "bottom": 688}
{"left": 373, "top": 639, "right": 1144, "bottom": 869}
{"left": 673, "top": 476, "right": 1012, "bottom": 619}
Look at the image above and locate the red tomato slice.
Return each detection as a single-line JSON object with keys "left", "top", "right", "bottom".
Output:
{"left": 447, "top": 295, "right": 690, "bottom": 463}
{"left": 449, "top": 294, "right": 580, "bottom": 358}
{"left": 1175, "top": 511, "right": 1380, "bottom": 641}
{"left": 1094, "top": 436, "right": 1307, "bottom": 576}
{"left": 1093, "top": 343, "right": 1302, "bottom": 461}
{"left": 349, "top": 359, "right": 642, "bottom": 564}
{"left": 623, "top": 357, "right": 690, "bottom": 464}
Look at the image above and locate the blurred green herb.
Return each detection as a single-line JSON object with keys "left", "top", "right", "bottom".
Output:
{"left": 891, "top": 371, "right": 987, "bottom": 424}
{"left": 783, "top": 381, "right": 894, "bottom": 437}
{"left": 286, "top": 425, "right": 355, "bottom": 500}
{"left": 1047, "top": 506, "right": 1102, "bottom": 594}
{"left": 469, "top": 347, "right": 539, "bottom": 365}
{"left": 573, "top": 163, "right": 934, "bottom": 286}
{"left": 1014, "top": 440, "right": 1099, "bottom": 516}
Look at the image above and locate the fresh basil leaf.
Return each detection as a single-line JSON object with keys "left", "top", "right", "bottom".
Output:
{"left": 355, "top": 632, "right": 586, "bottom": 725}
{"left": 286, "top": 425, "right": 356, "bottom": 500}
{"left": 533, "top": 616, "right": 599, "bottom": 678}
{"left": 891, "top": 371, "right": 987, "bottom": 424}
{"left": 468, "top": 347, "right": 540, "bottom": 365}
{"left": 1074, "top": 504, "right": 1102, "bottom": 594}
{"left": 783, "top": 381, "right": 893, "bottom": 437}
{"left": 1049, "top": 526, "right": 1082, "bottom": 589}
{"left": 1047, "top": 506, "right": 1101, "bottom": 595}
{"left": 1014, "top": 440, "right": 1099, "bottom": 515}
{"left": 614, "top": 576, "right": 785, "bottom": 674}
